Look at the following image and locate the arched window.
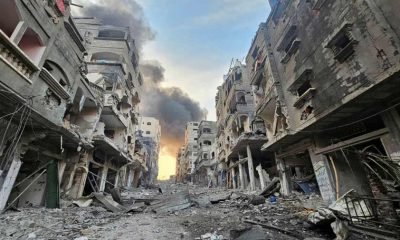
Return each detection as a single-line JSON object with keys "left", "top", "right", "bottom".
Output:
{"left": 43, "top": 60, "right": 71, "bottom": 90}
{"left": 203, "top": 140, "right": 212, "bottom": 146}
{"left": 18, "top": 28, "right": 46, "bottom": 64}
{"left": 236, "top": 92, "right": 246, "bottom": 104}
{"left": 0, "top": 0, "right": 20, "bottom": 37}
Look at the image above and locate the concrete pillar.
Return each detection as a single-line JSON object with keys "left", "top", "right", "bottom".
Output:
{"left": 99, "top": 166, "right": 108, "bottom": 192}
{"left": 238, "top": 163, "right": 245, "bottom": 189}
{"left": 132, "top": 168, "right": 141, "bottom": 187}
{"left": 308, "top": 147, "right": 337, "bottom": 204}
{"left": 0, "top": 154, "right": 22, "bottom": 211}
{"left": 46, "top": 160, "right": 59, "bottom": 208}
{"left": 275, "top": 155, "right": 290, "bottom": 196}
{"left": 231, "top": 167, "right": 237, "bottom": 189}
{"left": 126, "top": 168, "right": 134, "bottom": 188}
{"left": 256, "top": 164, "right": 266, "bottom": 190}
{"left": 246, "top": 145, "right": 256, "bottom": 191}
{"left": 114, "top": 170, "right": 120, "bottom": 188}
{"left": 58, "top": 160, "right": 66, "bottom": 183}
{"left": 10, "top": 21, "right": 28, "bottom": 44}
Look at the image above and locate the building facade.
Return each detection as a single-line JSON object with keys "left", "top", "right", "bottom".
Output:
{"left": 192, "top": 121, "right": 218, "bottom": 186}
{"left": 137, "top": 116, "right": 161, "bottom": 185}
{"left": 0, "top": 2, "right": 145, "bottom": 210}
{"left": 212, "top": 2, "right": 400, "bottom": 220}
{"left": 215, "top": 60, "right": 271, "bottom": 190}
{"left": 252, "top": 0, "right": 400, "bottom": 204}
{"left": 175, "top": 122, "right": 199, "bottom": 182}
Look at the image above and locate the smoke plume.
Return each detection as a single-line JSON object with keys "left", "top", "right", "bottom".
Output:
{"left": 140, "top": 61, "right": 207, "bottom": 156}
{"left": 81, "top": 1, "right": 207, "bottom": 157}
{"left": 82, "top": 0, "right": 155, "bottom": 49}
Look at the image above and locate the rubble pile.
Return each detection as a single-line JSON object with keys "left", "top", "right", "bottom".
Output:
{"left": 0, "top": 206, "right": 121, "bottom": 239}
{"left": 0, "top": 185, "right": 193, "bottom": 240}
{"left": 185, "top": 186, "right": 338, "bottom": 240}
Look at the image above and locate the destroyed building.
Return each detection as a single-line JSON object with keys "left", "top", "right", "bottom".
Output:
{"left": 176, "top": 122, "right": 200, "bottom": 183}
{"left": 136, "top": 116, "right": 161, "bottom": 186}
{"left": 0, "top": 1, "right": 147, "bottom": 211}
{"left": 215, "top": 60, "right": 271, "bottom": 190}
{"left": 246, "top": 0, "right": 400, "bottom": 236}
{"left": 192, "top": 120, "right": 218, "bottom": 187}
{"left": 253, "top": 0, "right": 400, "bottom": 202}
{"left": 175, "top": 146, "right": 186, "bottom": 183}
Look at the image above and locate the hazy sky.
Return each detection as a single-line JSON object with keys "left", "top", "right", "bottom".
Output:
{"left": 138, "top": 0, "right": 270, "bottom": 120}
{"left": 74, "top": 0, "right": 271, "bottom": 180}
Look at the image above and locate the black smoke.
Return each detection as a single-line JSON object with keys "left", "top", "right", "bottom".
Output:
{"left": 140, "top": 60, "right": 165, "bottom": 85}
{"left": 81, "top": 1, "right": 207, "bottom": 156}
{"left": 140, "top": 62, "right": 207, "bottom": 156}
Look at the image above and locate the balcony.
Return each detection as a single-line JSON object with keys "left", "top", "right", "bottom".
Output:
{"left": 93, "top": 134, "right": 131, "bottom": 165}
{"left": 0, "top": 30, "right": 39, "bottom": 83}
{"left": 256, "top": 86, "right": 277, "bottom": 116}
{"left": 293, "top": 88, "right": 316, "bottom": 108}
{"left": 250, "top": 55, "right": 267, "bottom": 86}
{"left": 102, "top": 93, "right": 128, "bottom": 128}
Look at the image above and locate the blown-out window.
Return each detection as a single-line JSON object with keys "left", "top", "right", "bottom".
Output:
{"left": 18, "top": 28, "right": 46, "bottom": 64}
{"left": 0, "top": 0, "right": 20, "bottom": 37}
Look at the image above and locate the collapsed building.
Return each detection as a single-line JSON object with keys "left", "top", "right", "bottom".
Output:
{"left": 0, "top": 1, "right": 150, "bottom": 211}
{"left": 136, "top": 116, "right": 161, "bottom": 186}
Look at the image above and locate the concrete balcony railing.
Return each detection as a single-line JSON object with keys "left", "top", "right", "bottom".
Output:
{"left": 256, "top": 85, "right": 277, "bottom": 115}
{"left": 101, "top": 93, "right": 128, "bottom": 127}
{"left": 0, "top": 30, "right": 39, "bottom": 82}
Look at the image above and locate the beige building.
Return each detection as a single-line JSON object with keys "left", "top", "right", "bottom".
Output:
{"left": 0, "top": 2, "right": 144, "bottom": 210}
{"left": 215, "top": 60, "right": 270, "bottom": 190}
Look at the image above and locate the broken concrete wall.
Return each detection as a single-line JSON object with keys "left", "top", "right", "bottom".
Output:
{"left": 0, "top": 1, "right": 86, "bottom": 128}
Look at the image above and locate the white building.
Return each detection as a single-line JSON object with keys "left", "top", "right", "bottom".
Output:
{"left": 138, "top": 117, "right": 161, "bottom": 146}
{"left": 184, "top": 122, "right": 199, "bottom": 175}
{"left": 185, "top": 122, "right": 199, "bottom": 144}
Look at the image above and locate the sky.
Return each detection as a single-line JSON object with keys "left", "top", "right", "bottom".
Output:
{"left": 137, "top": 0, "right": 270, "bottom": 121}
{"left": 136, "top": 0, "right": 270, "bottom": 179}
{"left": 74, "top": 0, "right": 271, "bottom": 180}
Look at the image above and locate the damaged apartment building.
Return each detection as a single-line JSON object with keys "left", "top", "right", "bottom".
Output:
{"left": 0, "top": 0, "right": 146, "bottom": 211}
{"left": 242, "top": 0, "right": 400, "bottom": 236}
{"left": 215, "top": 60, "right": 271, "bottom": 190}
{"left": 176, "top": 122, "right": 199, "bottom": 183}
{"left": 192, "top": 121, "right": 218, "bottom": 187}
{"left": 136, "top": 116, "right": 161, "bottom": 186}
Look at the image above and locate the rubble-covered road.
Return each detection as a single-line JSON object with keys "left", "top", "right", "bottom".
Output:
{"left": 0, "top": 183, "right": 368, "bottom": 240}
